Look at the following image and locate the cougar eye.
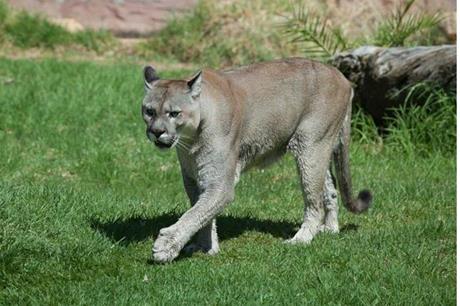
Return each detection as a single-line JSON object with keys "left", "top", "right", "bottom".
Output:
{"left": 145, "top": 108, "right": 155, "bottom": 117}
{"left": 169, "top": 111, "right": 181, "bottom": 118}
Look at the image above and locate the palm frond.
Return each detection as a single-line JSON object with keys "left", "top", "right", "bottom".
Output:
{"left": 373, "top": 0, "right": 443, "bottom": 47}
{"left": 282, "top": 5, "right": 349, "bottom": 60}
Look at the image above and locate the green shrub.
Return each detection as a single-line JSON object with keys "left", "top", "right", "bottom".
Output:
{"left": 139, "top": 0, "right": 212, "bottom": 63}
{"left": 0, "top": 2, "right": 114, "bottom": 52}
{"left": 351, "top": 83, "right": 456, "bottom": 156}
{"left": 385, "top": 83, "right": 456, "bottom": 156}
{"left": 5, "top": 12, "right": 72, "bottom": 48}
{"left": 138, "top": 0, "right": 296, "bottom": 67}
{"left": 0, "top": 0, "right": 9, "bottom": 42}
{"left": 0, "top": 0, "right": 7, "bottom": 26}
{"left": 351, "top": 106, "right": 382, "bottom": 146}
{"left": 74, "top": 29, "right": 115, "bottom": 53}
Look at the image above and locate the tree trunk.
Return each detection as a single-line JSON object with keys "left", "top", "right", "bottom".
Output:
{"left": 332, "top": 45, "right": 456, "bottom": 125}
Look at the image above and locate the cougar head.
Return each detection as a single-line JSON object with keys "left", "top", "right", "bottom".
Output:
{"left": 141, "top": 66, "right": 202, "bottom": 150}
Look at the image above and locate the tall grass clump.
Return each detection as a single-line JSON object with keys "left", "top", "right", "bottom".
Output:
{"left": 5, "top": 12, "right": 72, "bottom": 49}
{"left": 0, "top": 0, "right": 8, "bottom": 42}
{"left": 73, "top": 29, "right": 115, "bottom": 53}
{"left": 351, "top": 106, "right": 382, "bottom": 147}
{"left": 138, "top": 0, "right": 297, "bottom": 67}
{"left": 0, "top": 0, "right": 7, "bottom": 25}
{"left": 352, "top": 83, "right": 456, "bottom": 156}
{"left": 384, "top": 83, "right": 456, "bottom": 156}
{"left": 138, "top": 0, "right": 212, "bottom": 63}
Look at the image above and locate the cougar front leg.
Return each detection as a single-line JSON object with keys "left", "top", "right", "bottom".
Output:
{"left": 152, "top": 163, "right": 235, "bottom": 263}
{"left": 182, "top": 176, "right": 219, "bottom": 255}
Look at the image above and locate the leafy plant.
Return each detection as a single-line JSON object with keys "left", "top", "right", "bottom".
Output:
{"left": 137, "top": 0, "right": 217, "bottom": 63}
{"left": 5, "top": 11, "right": 72, "bottom": 48}
{"left": 74, "top": 29, "right": 115, "bottom": 53}
{"left": 351, "top": 106, "right": 382, "bottom": 146}
{"left": 351, "top": 82, "right": 455, "bottom": 156}
{"left": 0, "top": 2, "right": 114, "bottom": 52}
{"left": 0, "top": 0, "right": 9, "bottom": 42}
{"left": 385, "top": 83, "right": 456, "bottom": 156}
{"left": 372, "top": 0, "right": 443, "bottom": 47}
{"left": 283, "top": 0, "right": 444, "bottom": 60}
{"left": 137, "top": 0, "right": 297, "bottom": 67}
{"left": 0, "top": 0, "right": 7, "bottom": 26}
{"left": 283, "top": 5, "right": 350, "bottom": 60}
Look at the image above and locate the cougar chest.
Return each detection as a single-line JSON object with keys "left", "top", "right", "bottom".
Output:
{"left": 177, "top": 149, "right": 199, "bottom": 180}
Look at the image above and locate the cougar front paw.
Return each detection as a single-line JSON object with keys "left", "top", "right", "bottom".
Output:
{"left": 152, "top": 228, "right": 182, "bottom": 263}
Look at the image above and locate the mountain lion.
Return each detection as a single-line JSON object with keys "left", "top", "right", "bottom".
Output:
{"left": 141, "top": 58, "right": 372, "bottom": 263}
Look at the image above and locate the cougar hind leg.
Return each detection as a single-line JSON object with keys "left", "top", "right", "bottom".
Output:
{"left": 320, "top": 169, "right": 339, "bottom": 233}
{"left": 286, "top": 132, "right": 335, "bottom": 244}
{"left": 183, "top": 219, "right": 219, "bottom": 255}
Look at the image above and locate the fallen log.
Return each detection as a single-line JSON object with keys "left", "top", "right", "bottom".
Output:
{"left": 332, "top": 45, "right": 456, "bottom": 125}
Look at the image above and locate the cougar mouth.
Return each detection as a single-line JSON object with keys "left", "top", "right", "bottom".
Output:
{"left": 154, "top": 136, "right": 177, "bottom": 149}
{"left": 154, "top": 141, "right": 172, "bottom": 149}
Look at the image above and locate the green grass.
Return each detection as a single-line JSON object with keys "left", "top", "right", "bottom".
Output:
{"left": 0, "top": 59, "right": 455, "bottom": 305}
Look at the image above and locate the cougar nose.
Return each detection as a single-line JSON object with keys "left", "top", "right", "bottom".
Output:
{"left": 151, "top": 128, "right": 165, "bottom": 139}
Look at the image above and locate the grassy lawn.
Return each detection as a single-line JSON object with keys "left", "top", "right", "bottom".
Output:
{"left": 0, "top": 58, "right": 455, "bottom": 305}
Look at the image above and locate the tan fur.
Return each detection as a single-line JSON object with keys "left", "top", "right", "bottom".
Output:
{"left": 141, "top": 58, "right": 371, "bottom": 263}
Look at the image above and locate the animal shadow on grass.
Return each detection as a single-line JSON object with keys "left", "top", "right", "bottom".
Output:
{"left": 91, "top": 213, "right": 297, "bottom": 247}
{"left": 91, "top": 213, "right": 360, "bottom": 249}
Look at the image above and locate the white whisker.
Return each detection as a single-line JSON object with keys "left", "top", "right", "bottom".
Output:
{"left": 179, "top": 135, "right": 194, "bottom": 141}
{"left": 179, "top": 141, "right": 191, "bottom": 150}
{"left": 175, "top": 139, "right": 191, "bottom": 152}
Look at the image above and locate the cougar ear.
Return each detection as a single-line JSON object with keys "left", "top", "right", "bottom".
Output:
{"left": 187, "top": 70, "right": 202, "bottom": 98}
{"left": 144, "top": 65, "right": 159, "bottom": 90}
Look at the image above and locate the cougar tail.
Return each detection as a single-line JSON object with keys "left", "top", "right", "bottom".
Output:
{"left": 333, "top": 88, "right": 372, "bottom": 214}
